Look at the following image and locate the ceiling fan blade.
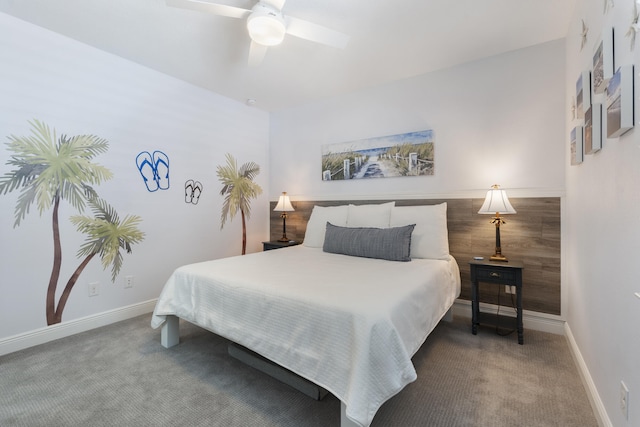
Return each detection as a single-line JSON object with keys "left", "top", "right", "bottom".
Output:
{"left": 248, "top": 41, "right": 268, "bottom": 66}
{"left": 285, "top": 16, "right": 349, "bottom": 49}
{"left": 166, "top": 0, "right": 250, "bottom": 19}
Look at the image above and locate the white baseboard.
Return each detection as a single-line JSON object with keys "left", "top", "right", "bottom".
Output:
{"left": 564, "top": 323, "right": 611, "bottom": 427}
{"left": 452, "top": 299, "right": 565, "bottom": 335}
{"left": 0, "top": 299, "right": 157, "bottom": 357}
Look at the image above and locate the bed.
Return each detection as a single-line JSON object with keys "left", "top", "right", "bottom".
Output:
{"left": 151, "top": 202, "right": 461, "bottom": 427}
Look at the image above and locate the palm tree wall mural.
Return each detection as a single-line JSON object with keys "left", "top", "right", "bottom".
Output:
{"left": 216, "top": 153, "right": 263, "bottom": 255}
{"left": 0, "top": 120, "right": 145, "bottom": 325}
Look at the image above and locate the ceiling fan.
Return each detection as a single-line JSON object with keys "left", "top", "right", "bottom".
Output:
{"left": 166, "top": 0, "right": 350, "bottom": 66}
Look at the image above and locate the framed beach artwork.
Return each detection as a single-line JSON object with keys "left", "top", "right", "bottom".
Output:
{"left": 606, "top": 65, "right": 634, "bottom": 138}
{"left": 570, "top": 126, "right": 584, "bottom": 166}
{"left": 321, "top": 130, "right": 434, "bottom": 181}
{"left": 592, "top": 28, "right": 614, "bottom": 94}
{"left": 584, "top": 103, "right": 602, "bottom": 154}
{"left": 576, "top": 71, "right": 591, "bottom": 120}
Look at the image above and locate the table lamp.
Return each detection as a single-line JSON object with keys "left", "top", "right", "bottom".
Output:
{"left": 274, "top": 192, "right": 294, "bottom": 242}
{"left": 478, "top": 184, "right": 516, "bottom": 262}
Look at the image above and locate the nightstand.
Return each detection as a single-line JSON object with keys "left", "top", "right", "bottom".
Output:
{"left": 469, "top": 259, "right": 524, "bottom": 344}
{"left": 262, "top": 240, "right": 300, "bottom": 251}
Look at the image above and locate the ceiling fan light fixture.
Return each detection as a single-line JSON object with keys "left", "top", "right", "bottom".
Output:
{"left": 247, "top": 3, "right": 286, "bottom": 46}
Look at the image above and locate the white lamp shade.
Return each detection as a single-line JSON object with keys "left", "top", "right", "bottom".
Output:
{"left": 247, "top": 4, "right": 286, "bottom": 46}
{"left": 478, "top": 186, "right": 516, "bottom": 214}
{"left": 274, "top": 192, "right": 294, "bottom": 212}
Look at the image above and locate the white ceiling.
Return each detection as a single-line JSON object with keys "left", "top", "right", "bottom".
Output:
{"left": 0, "top": 0, "right": 577, "bottom": 111}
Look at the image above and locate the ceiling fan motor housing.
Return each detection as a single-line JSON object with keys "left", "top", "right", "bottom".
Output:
{"left": 247, "top": 3, "right": 286, "bottom": 46}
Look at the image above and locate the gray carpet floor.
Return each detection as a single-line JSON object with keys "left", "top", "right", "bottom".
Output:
{"left": 0, "top": 314, "right": 598, "bottom": 427}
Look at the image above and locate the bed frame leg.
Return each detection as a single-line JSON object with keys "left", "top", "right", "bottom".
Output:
{"left": 443, "top": 307, "right": 453, "bottom": 322}
{"left": 340, "top": 401, "right": 360, "bottom": 427}
{"left": 161, "top": 315, "right": 180, "bottom": 348}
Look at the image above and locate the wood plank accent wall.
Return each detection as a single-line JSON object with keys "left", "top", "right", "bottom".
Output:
{"left": 269, "top": 198, "right": 561, "bottom": 315}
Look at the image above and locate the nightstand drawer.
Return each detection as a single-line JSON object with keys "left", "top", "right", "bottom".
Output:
{"left": 474, "top": 267, "right": 517, "bottom": 283}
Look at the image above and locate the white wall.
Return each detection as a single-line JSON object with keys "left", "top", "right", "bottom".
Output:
{"left": 565, "top": 1, "right": 640, "bottom": 426}
{"left": 0, "top": 13, "right": 270, "bottom": 341}
{"left": 270, "top": 39, "right": 566, "bottom": 202}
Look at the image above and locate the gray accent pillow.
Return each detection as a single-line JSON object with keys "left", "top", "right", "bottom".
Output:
{"left": 322, "top": 222, "right": 415, "bottom": 262}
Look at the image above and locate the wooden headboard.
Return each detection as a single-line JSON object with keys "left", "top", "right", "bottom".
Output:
{"left": 269, "top": 197, "right": 561, "bottom": 316}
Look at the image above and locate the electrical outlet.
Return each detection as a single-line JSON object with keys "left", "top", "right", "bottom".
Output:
{"left": 505, "top": 285, "right": 516, "bottom": 294}
{"left": 125, "top": 275, "right": 134, "bottom": 289}
{"left": 621, "top": 381, "right": 629, "bottom": 420}
{"left": 88, "top": 282, "right": 99, "bottom": 297}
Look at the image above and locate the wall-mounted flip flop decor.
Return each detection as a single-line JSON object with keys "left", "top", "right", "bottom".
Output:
{"left": 185, "top": 180, "right": 203, "bottom": 205}
{"left": 136, "top": 150, "right": 170, "bottom": 192}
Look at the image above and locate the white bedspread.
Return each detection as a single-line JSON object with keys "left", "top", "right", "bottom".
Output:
{"left": 151, "top": 245, "right": 460, "bottom": 427}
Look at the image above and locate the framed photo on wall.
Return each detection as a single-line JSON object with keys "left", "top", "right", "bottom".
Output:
{"left": 606, "top": 65, "right": 634, "bottom": 138}
{"left": 592, "top": 28, "right": 614, "bottom": 94}
{"left": 584, "top": 103, "right": 602, "bottom": 154}
{"left": 576, "top": 71, "right": 591, "bottom": 120}
{"left": 320, "top": 130, "right": 434, "bottom": 181}
{"left": 570, "top": 126, "right": 584, "bottom": 165}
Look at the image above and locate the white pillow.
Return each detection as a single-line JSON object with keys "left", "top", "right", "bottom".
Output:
{"left": 390, "top": 203, "right": 449, "bottom": 259}
{"left": 303, "top": 205, "right": 349, "bottom": 247}
{"left": 346, "top": 202, "right": 395, "bottom": 228}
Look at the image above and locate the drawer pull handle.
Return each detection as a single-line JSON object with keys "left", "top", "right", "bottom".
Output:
{"left": 489, "top": 272, "right": 501, "bottom": 278}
